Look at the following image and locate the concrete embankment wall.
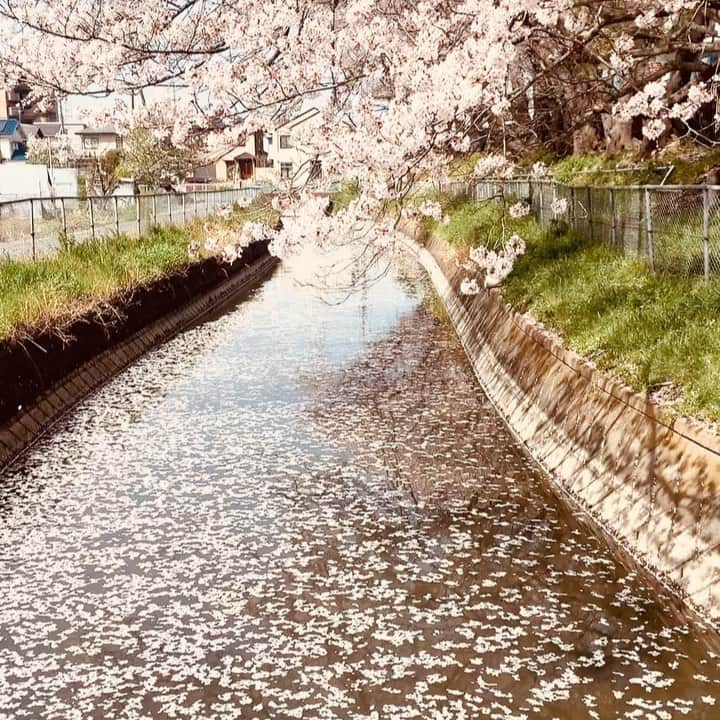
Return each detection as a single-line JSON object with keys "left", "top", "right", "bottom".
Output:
{"left": 400, "top": 225, "right": 720, "bottom": 620}
{"left": 0, "top": 243, "right": 278, "bottom": 470}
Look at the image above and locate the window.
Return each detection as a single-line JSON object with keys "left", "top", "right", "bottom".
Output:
{"left": 266, "top": 134, "right": 273, "bottom": 145}
{"left": 82, "top": 136, "right": 99, "bottom": 150}
{"left": 280, "top": 162, "right": 293, "bottom": 179}
{"left": 279, "top": 134, "right": 292, "bottom": 149}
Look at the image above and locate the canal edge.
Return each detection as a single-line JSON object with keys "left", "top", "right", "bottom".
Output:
{"left": 0, "top": 252, "right": 280, "bottom": 474}
{"left": 396, "top": 225, "right": 720, "bottom": 629}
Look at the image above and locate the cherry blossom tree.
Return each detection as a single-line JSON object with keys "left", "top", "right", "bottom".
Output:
{"left": 1, "top": 1, "right": 718, "bottom": 230}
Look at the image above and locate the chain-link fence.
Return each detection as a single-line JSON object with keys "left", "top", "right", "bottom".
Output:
{"left": 0, "top": 187, "right": 264, "bottom": 261}
{"left": 440, "top": 178, "right": 720, "bottom": 279}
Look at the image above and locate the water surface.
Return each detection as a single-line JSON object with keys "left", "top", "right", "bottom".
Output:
{"left": 1, "top": 249, "right": 720, "bottom": 719}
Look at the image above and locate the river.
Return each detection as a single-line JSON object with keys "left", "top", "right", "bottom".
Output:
{"left": 1, "top": 247, "right": 719, "bottom": 719}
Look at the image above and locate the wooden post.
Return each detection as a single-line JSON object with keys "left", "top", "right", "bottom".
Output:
{"left": 168, "top": 193, "right": 172, "bottom": 222}
{"left": 645, "top": 188, "right": 655, "bottom": 272}
{"left": 152, "top": 194, "right": 157, "bottom": 225}
{"left": 587, "top": 186, "right": 593, "bottom": 242}
{"left": 610, "top": 188, "right": 617, "bottom": 248}
{"left": 114, "top": 196, "right": 120, "bottom": 236}
{"left": 136, "top": 195, "right": 141, "bottom": 237}
{"left": 182, "top": 193, "right": 186, "bottom": 223}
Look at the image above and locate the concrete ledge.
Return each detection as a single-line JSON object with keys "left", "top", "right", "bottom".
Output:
{"left": 398, "top": 226, "right": 720, "bottom": 621}
{"left": 0, "top": 253, "right": 279, "bottom": 472}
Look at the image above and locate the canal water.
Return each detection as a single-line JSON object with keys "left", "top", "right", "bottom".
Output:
{"left": 1, "top": 248, "right": 720, "bottom": 719}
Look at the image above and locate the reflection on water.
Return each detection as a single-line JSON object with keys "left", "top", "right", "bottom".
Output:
{"left": 1, "top": 249, "right": 719, "bottom": 719}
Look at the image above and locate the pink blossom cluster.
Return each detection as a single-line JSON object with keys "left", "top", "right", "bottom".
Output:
{"left": 474, "top": 155, "right": 516, "bottom": 180}
{"left": 508, "top": 202, "right": 530, "bottom": 219}
{"left": 269, "top": 192, "right": 390, "bottom": 259}
{"left": 462, "top": 232, "right": 526, "bottom": 293}
{"left": 189, "top": 217, "right": 276, "bottom": 263}
{"left": 0, "top": 0, "right": 714, "bottom": 217}
{"left": 550, "top": 198, "right": 568, "bottom": 217}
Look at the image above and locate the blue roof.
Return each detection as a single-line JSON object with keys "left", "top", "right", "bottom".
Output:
{"left": 0, "top": 119, "right": 19, "bottom": 136}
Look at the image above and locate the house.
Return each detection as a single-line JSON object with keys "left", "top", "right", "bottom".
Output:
{"left": 0, "top": 82, "right": 57, "bottom": 124}
{"left": 0, "top": 119, "right": 30, "bottom": 161}
{"left": 266, "top": 108, "right": 323, "bottom": 187}
{"left": 75, "top": 125, "right": 123, "bottom": 157}
{"left": 35, "top": 122, "right": 87, "bottom": 156}
{"left": 190, "top": 130, "right": 269, "bottom": 185}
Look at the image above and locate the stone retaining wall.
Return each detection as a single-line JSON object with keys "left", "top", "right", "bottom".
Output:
{"left": 400, "top": 226, "right": 720, "bottom": 621}
{"left": 0, "top": 250, "right": 279, "bottom": 471}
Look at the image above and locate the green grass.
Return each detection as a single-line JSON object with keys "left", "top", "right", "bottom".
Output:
{"left": 435, "top": 195, "right": 720, "bottom": 423}
{"left": 0, "top": 229, "right": 190, "bottom": 338}
{"left": 0, "top": 196, "right": 278, "bottom": 340}
{"left": 451, "top": 141, "right": 720, "bottom": 187}
{"left": 331, "top": 180, "right": 361, "bottom": 209}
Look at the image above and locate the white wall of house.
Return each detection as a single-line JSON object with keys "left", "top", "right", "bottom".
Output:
{"left": 78, "top": 132, "right": 122, "bottom": 157}
{"left": 266, "top": 109, "right": 323, "bottom": 188}
{"left": 0, "top": 129, "right": 25, "bottom": 161}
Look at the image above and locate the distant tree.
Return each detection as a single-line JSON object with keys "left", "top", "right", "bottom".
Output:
{"left": 118, "top": 129, "right": 197, "bottom": 191}
{"left": 85, "top": 149, "right": 123, "bottom": 197}
{"left": 27, "top": 135, "right": 75, "bottom": 166}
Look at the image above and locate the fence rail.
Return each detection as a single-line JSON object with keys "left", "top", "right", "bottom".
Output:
{"left": 0, "top": 187, "right": 264, "bottom": 261}
{"left": 441, "top": 178, "right": 720, "bottom": 279}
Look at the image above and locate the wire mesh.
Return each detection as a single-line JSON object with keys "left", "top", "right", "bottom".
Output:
{"left": 471, "top": 178, "right": 720, "bottom": 278}
{"left": 649, "top": 187, "right": 704, "bottom": 276}
{"left": 0, "top": 187, "right": 266, "bottom": 261}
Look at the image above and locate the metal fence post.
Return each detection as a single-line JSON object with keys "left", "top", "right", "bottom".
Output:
{"left": 587, "top": 187, "right": 593, "bottom": 242}
{"left": 193, "top": 192, "right": 198, "bottom": 217}
{"left": 538, "top": 182, "right": 543, "bottom": 223}
{"left": 29, "top": 198, "right": 36, "bottom": 260}
{"left": 114, "top": 196, "right": 120, "bottom": 236}
{"left": 206, "top": 191, "right": 209, "bottom": 215}
{"left": 136, "top": 195, "right": 141, "bottom": 237}
{"left": 645, "top": 188, "right": 655, "bottom": 272}
{"left": 704, "top": 185, "right": 711, "bottom": 280}
{"left": 60, "top": 197, "right": 67, "bottom": 242}
{"left": 152, "top": 194, "right": 157, "bottom": 225}
{"left": 89, "top": 196, "right": 96, "bottom": 241}
{"left": 610, "top": 187, "right": 617, "bottom": 248}
{"left": 168, "top": 193, "right": 173, "bottom": 223}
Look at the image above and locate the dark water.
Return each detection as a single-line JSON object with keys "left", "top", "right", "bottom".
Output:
{"left": 1, "top": 249, "right": 720, "bottom": 720}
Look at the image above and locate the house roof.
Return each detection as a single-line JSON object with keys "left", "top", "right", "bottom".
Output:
{"left": 220, "top": 148, "right": 255, "bottom": 162}
{"left": 75, "top": 124, "right": 119, "bottom": 136}
{"left": 36, "top": 122, "right": 88, "bottom": 137}
{"left": 21, "top": 123, "right": 41, "bottom": 138}
{"left": 35, "top": 122, "right": 62, "bottom": 136}
{"left": 0, "top": 119, "right": 19, "bottom": 136}
{"left": 200, "top": 140, "right": 254, "bottom": 165}
{"left": 276, "top": 107, "right": 320, "bottom": 131}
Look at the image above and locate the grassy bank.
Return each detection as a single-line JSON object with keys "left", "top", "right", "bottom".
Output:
{"left": 0, "top": 197, "right": 278, "bottom": 340}
{"left": 447, "top": 142, "right": 720, "bottom": 186}
{"left": 426, "top": 197, "right": 720, "bottom": 424}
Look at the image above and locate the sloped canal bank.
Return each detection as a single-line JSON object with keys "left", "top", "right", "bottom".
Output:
{"left": 1, "top": 247, "right": 720, "bottom": 719}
